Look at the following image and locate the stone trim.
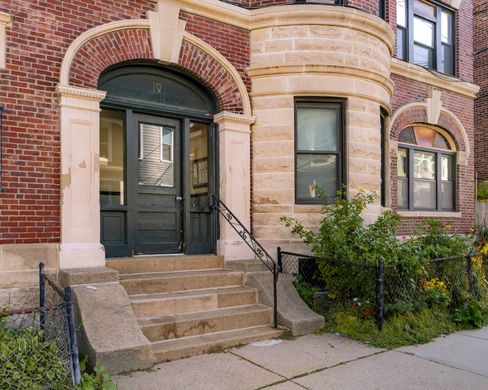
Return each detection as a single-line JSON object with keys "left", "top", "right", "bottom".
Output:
{"left": 390, "top": 100, "right": 471, "bottom": 162}
{"left": 59, "top": 19, "right": 150, "bottom": 85}
{"left": 0, "top": 11, "right": 11, "bottom": 69}
{"left": 247, "top": 65, "right": 395, "bottom": 99}
{"left": 249, "top": 5, "right": 395, "bottom": 55}
{"left": 391, "top": 58, "right": 479, "bottom": 98}
{"left": 56, "top": 85, "right": 107, "bottom": 101}
{"left": 214, "top": 111, "right": 256, "bottom": 126}
{"left": 397, "top": 211, "right": 462, "bottom": 218}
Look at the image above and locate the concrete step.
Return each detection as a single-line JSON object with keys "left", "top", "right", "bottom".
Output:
{"left": 119, "top": 269, "right": 244, "bottom": 295}
{"left": 152, "top": 326, "right": 283, "bottom": 363}
{"left": 139, "top": 304, "right": 273, "bottom": 341}
{"left": 130, "top": 286, "right": 258, "bottom": 318}
{"left": 107, "top": 255, "right": 224, "bottom": 275}
{"left": 225, "top": 259, "right": 269, "bottom": 272}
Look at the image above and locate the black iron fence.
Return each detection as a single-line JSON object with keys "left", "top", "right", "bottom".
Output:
{"left": 278, "top": 248, "right": 488, "bottom": 331}
{"left": 0, "top": 263, "right": 81, "bottom": 389}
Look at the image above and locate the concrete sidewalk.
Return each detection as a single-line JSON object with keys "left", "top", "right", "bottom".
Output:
{"left": 115, "top": 327, "right": 488, "bottom": 389}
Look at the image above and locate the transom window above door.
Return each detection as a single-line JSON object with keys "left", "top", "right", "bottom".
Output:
{"left": 396, "top": 0, "right": 455, "bottom": 75}
{"left": 397, "top": 125, "right": 456, "bottom": 211}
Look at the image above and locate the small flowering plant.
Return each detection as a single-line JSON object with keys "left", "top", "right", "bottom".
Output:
{"left": 351, "top": 298, "right": 378, "bottom": 320}
{"left": 421, "top": 278, "right": 450, "bottom": 307}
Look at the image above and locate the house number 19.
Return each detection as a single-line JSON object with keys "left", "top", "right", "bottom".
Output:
{"left": 152, "top": 82, "right": 162, "bottom": 94}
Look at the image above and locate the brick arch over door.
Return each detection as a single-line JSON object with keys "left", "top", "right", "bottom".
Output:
{"left": 68, "top": 28, "right": 245, "bottom": 114}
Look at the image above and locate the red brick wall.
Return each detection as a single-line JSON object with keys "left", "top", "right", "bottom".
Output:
{"left": 390, "top": 75, "right": 475, "bottom": 234}
{"left": 474, "top": 0, "right": 488, "bottom": 181}
{"left": 0, "top": 0, "right": 153, "bottom": 244}
{"left": 0, "top": 1, "right": 250, "bottom": 244}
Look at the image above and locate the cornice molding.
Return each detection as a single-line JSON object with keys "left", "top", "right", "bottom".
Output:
{"left": 391, "top": 58, "right": 479, "bottom": 98}
{"left": 0, "top": 11, "right": 11, "bottom": 25}
{"left": 214, "top": 111, "right": 256, "bottom": 125}
{"left": 56, "top": 85, "right": 107, "bottom": 101}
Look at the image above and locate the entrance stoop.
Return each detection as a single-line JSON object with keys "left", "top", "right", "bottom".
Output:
{"left": 106, "top": 255, "right": 283, "bottom": 363}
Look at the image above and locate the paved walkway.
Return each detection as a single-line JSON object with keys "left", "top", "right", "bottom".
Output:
{"left": 115, "top": 327, "right": 488, "bottom": 389}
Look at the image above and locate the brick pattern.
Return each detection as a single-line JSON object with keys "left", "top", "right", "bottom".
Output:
{"left": 180, "top": 12, "right": 251, "bottom": 92}
{"left": 474, "top": 0, "right": 488, "bottom": 181}
{"left": 70, "top": 29, "right": 153, "bottom": 88}
{"left": 0, "top": 0, "right": 153, "bottom": 244}
{"left": 390, "top": 74, "right": 475, "bottom": 235}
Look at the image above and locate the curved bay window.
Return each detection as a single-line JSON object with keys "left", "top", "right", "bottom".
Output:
{"left": 397, "top": 126, "right": 455, "bottom": 211}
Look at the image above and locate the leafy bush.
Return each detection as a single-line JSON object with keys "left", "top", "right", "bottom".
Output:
{"left": 78, "top": 357, "right": 117, "bottom": 390}
{"left": 0, "top": 317, "right": 70, "bottom": 390}
{"left": 477, "top": 180, "right": 488, "bottom": 201}
{"left": 453, "top": 301, "right": 486, "bottom": 329}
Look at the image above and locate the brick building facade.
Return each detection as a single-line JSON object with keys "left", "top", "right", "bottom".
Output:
{"left": 0, "top": 0, "right": 479, "bottom": 309}
{"left": 474, "top": 0, "right": 488, "bottom": 183}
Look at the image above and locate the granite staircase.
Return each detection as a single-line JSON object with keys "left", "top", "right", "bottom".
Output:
{"left": 107, "top": 255, "right": 282, "bottom": 363}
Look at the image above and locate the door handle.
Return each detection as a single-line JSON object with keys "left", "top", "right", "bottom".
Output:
{"left": 176, "top": 196, "right": 183, "bottom": 201}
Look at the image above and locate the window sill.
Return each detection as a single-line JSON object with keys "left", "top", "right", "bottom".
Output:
{"left": 397, "top": 210, "right": 462, "bottom": 218}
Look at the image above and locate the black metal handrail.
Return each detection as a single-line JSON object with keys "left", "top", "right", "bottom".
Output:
{"left": 211, "top": 195, "right": 279, "bottom": 328}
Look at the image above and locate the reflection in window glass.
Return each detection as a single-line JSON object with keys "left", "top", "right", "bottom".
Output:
{"left": 413, "top": 180, "right": 436, "bottom": 209}
{"left": 441, "top": 10, "right": 452, "bottom": 44}
{"left": 414, "top": 17, "right": 434, "bottom": 47}
{"left": 398, "top": 149, "right": 408, "bottom": 177}
{"left": 100, "top": 109, "right": 125, "bottom": 206}
{"left": 297, "top": 107, "right": 337, "bottom": 151}
{"left": 190, "top": 122, "right": 209, "bottom": 199}
{"left": 441, "top": 155, "right": 452, "bottom": 181}
{"left": 414, "top": 151, "right": 436, "bottom": 179}
{"left": 139, "top": 123, "right": 174, "bottom": 187}
{"left": 397, "top": 0, "right": 407, "bottom": 27}
{"left": 414, "top": 44, "right": 434, "bottom": 68}
{"left": 414, "top": 0, "right": 435, "bottom": 16}
{"left": 296, "top": 155, "right": 337, "bottom": 200}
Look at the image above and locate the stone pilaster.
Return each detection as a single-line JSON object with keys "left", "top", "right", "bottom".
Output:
{"left": 214, "top": 112, "right": 256, "bottom": 260}
{"left": 57, "top": 85, "right": 107, "bottom": 269}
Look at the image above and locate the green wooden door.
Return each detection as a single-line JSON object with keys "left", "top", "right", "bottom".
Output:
{"left": 131, "top": 113, "right": 183, "bottom": 254}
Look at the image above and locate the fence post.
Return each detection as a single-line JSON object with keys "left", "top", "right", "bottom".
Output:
{"left": 466, "top": 255, "right": 479, "bottom": 300}
{"left": 64, "top": 287, "right": 81, "bottom": 386}
{"left": 39, "top": 262, "right": 46, "bottom": 336}
{"left": 273, "top": 262, "right": 278, "bottom": 329}
{"left": 277, "top": 246, "right": 282, "bottom": 273}
{"left": 376, "top": 256, "right": 385, "bottom": 332}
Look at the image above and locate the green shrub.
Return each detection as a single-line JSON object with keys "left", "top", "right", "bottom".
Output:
{"left": 477, "top": 180, "right": 488, "bottom": 201}
{"left": 77, "top": 357, "right": 117, "bottom": 390}
{"left": 453, "top": 300, "right": 487, "bottom": 329}
{"left": 0, "top": 317, "right": 71, "bottom": 390}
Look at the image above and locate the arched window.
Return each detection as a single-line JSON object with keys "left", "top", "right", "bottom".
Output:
{"left": 397, "top": 125, "right": 455, "bottom": 211}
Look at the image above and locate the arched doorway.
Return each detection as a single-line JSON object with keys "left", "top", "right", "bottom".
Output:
{"left": 98, "top": 63, "right": 219, "bottom": 257}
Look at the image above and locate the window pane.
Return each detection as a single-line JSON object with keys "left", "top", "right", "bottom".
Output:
{"left": 190, "top": 122, "right": 209, "bottom": 199}
{"left": 414, "top": 151, "right": 436, "bottom": 179}
{"left": 398, "top": 178, "right": 408, "bottom": 209}
{"left": 441, "top": 10, "right": 453, "bottom": 44}
{"left": 434, "top": 133, "right": 451, "bottom": 150}
{"left": 413, "top": 180, "right": 436, "bottom": 208}
{"left": 399, "top": 127, "right": 416, "bottom": 145}
{"left": 297, "top": 107, "right": 337, "bottom": 151}
{"left": 397, "top": 0, "right": 407, "bottom": 27}
{"left": 414, "top": 0, "right": 435, "bottom": 17}
{"left": 441, "top": 181, "right": 454, "bottom": 210}
{"left": 139, "top": 123, "right": 173, "bottom": 187}
{"left": 397, "top": 28, "right": 407, "bottom": 60}
{"left": 414, "top": 126, "right": 436, "bottom": 147}
{"left": 161, "top": 127, "right": 173, "bottom": 162}
{"left": 414, "top": 44, "right": 434, "bottom": 68}
{"left": 414, "top": 17, "right": 434, "bottom": 47}
{"left": 296, "top": 154, "right": 337, "bottom": 200}
{"left": 100, "top": 110, "right": 125, "bottom": 206}
{"left": 440, "top": 44, "right": 454, "bottom": 75}
{"left": 441, "top": 155, "right": 453, "bottom": 181}
{"left": 398, "top": 148, "right": 408, "bottom": 177}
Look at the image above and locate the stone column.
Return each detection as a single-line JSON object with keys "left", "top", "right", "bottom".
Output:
{"left": 57, "top": 85, "right": 107, "bottom": 269}
{"left": 214, "top": 112, "right": 256, "bottom": 260}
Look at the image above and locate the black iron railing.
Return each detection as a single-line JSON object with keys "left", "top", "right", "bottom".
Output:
{"left": 211, "top": 195, "right": 280, "bottom": 328}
